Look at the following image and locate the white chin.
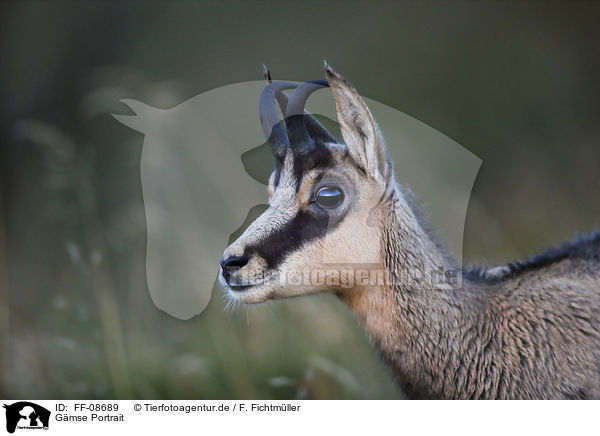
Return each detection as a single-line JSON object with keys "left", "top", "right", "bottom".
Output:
{"left": 218, "top": 272, "right": 272, "bottom": 304}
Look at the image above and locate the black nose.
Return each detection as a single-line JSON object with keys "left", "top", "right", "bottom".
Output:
{"left": 220, "top": 255, "right": 249, "bottom": 284}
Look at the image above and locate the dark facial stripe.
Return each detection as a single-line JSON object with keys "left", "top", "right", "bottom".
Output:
{"left": 271, "top": 143, "right": 334, "bottom": 191}
{"left": 244, "top": 209, "right": 331, "bottom": 270}
{"left": 273, "top": 157, "right": 283, "bottom": 188}
{"left": 292, "top": 143, "right": 334, "bottom": 191}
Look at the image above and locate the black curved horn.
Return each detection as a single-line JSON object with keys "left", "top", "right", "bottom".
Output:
{"left": 263, "top": 65, "right": 291, "bottom": 121}
{"left": 285, "top": 80, "right": 336, "bottom": 154}
{"left": 259, "top": 81, "right": 297, "bottom": 159}
{"left": 264, "top": 66, "right": 337, "bottom": 146}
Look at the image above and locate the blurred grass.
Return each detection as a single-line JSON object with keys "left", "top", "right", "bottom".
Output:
{"left": 2, "top": 110, "right": 400, "bottom": 399}
{"left": 1, "top": 1, "right": 599, "bottom": 399}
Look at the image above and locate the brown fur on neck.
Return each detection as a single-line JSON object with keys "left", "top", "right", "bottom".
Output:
{"left": 337, "top": 188, "right": 600, "bottom": 399}
{"left": 338, "top": 190, "right": 481, "bottom": 398}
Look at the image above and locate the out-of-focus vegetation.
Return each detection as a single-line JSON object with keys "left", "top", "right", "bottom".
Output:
{"left": 1, "top": 1, "right": 599, "bottom": 399}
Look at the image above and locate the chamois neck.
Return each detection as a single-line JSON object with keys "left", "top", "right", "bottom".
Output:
{"left": 338, "top": 189, "right": 485, "bottom": 398}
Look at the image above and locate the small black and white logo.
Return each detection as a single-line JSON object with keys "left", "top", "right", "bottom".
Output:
{"left": 3, "top": 402, "right": 50, "bottom": 434}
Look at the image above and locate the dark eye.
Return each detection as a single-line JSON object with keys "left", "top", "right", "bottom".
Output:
{"left": 315, "top": 186, "right": 344, "bottom": 209}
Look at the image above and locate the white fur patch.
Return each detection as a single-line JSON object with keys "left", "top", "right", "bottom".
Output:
{"left": 482, "top": 265, "right": 511, "bottom": 280}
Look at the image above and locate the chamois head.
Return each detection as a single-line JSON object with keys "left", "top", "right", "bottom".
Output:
{"left": 219, "top": 64, "right": 396, "bottom": 303}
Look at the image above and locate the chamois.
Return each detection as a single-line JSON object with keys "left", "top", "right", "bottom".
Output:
{"left": 219, "top": 64, "right": 600, "bottom": 399}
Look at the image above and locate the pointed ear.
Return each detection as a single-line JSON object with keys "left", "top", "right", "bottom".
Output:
{"left": 324, "top": 64, "right": 391, "bottom": 183}
{"left": 112, "top": 99, "right": 157, "bottom": 133}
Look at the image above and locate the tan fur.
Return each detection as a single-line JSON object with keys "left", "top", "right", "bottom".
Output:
{"left": 296, "top": 170, "right": 318, "bottom": 210}
{"left": 267, "top": 172, "right": 276, "bottom": 200}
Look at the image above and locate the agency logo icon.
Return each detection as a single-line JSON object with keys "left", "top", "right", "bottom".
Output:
{"left": 3, "top": 402, "right": 50, "bottom": 434}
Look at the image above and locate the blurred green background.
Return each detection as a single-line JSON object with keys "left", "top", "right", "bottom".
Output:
{"left": 1, "top": 1, "right": 599, "bottom": 399}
